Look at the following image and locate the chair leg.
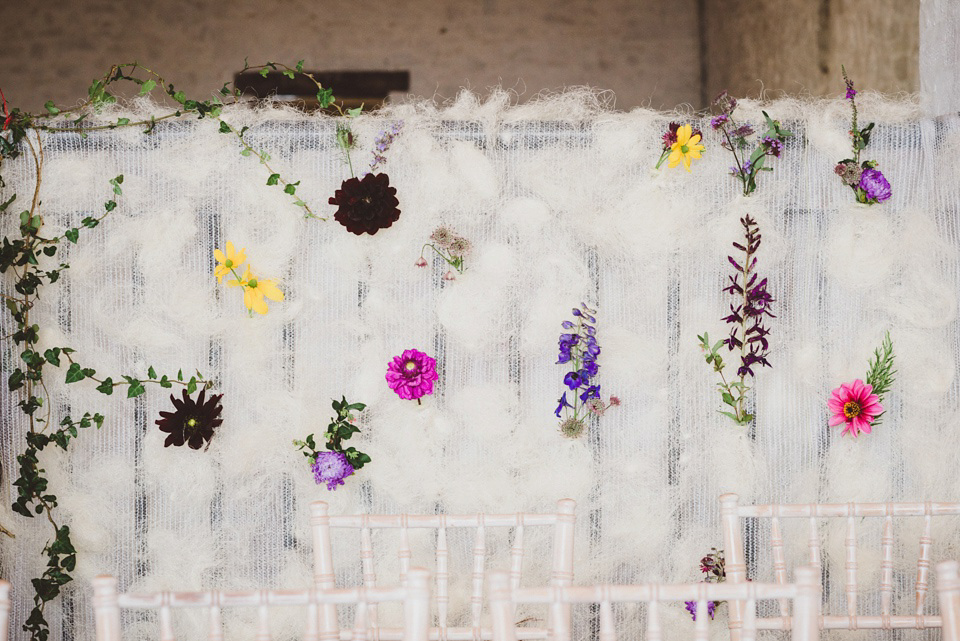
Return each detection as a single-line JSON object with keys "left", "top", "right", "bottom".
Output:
{"left": 720, "top": 493, "right": 746, "bottom": 641}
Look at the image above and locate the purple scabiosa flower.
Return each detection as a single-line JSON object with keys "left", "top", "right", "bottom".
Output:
{"left": 684, "top": 601, "right": 717, "bottom": 621}
{"left": 312, "top": 450, "right": 354, "bottom": 490}
{"left": 859, "top": 167, "right": 891, "bottom": 203}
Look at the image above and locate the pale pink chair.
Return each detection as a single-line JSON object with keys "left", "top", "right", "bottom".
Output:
{"left": 720, "top": 493, "right": 960, "bottom": 638}
{"left": 488, "top": 566, "right": 820, "bottom": 641}
{"left": 91, "top": 567, "right": 431, "bottom": 641}
{"left": 0, "top": 580, "right": 10, "bottom": 641}
{"left": 937, "top": 561, "right": 960, "bottom": 641}
{"left": 311, "top": 500, "right": 576, "bottom": 641}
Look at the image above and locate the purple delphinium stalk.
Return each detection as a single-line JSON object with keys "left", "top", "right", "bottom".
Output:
{"left": 684, "top": 601, "right": 717, "bottom": 621}
{"left": 312, "top": 450, "right": 354, "bottom": 490}
{"left": 555, "top": 303, "right": 617, "bottom": 438}
{"left": 368, "top": 121, "right": 404, "bottom": 174}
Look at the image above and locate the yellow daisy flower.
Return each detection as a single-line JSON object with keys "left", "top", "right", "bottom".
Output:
{"left": 668, "top": 124, "right": 705, "bottom": 172}
{"left": 228, "top": 267, "right": 284, "bottom": 315}
{"left": 213, "top": 241, "right": 246, "bottom": 283}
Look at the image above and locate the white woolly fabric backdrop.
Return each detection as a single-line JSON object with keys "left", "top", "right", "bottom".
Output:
{"left": 1, "top": 92, "right": 960, "bottom": 640}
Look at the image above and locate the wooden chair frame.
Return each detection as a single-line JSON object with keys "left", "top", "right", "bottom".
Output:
{"left": 0, "top": 580, "right": 10, "bottom": 641}
{"left": 311, "top": 499, "right": 576, "bottom": 641}
{"left": 720, "top": 492, "right": 960, "bottom": 637}
{"left": 938, "top": 561, "right": 960, "bottom": 641}
{"left": 92, "top": 567, "right": 431, "bottom": 641}
{"left": 488, "top": 566, "right": 820, "bottom": 641}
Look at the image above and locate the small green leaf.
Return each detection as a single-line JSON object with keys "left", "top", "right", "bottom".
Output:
{"left": 219, "top": 121, "right": 231, "bottom": 134}
{"left": 147, "top": 366, "right": 157, "bottom": 379}
{"left": 284, "top": 182, "right": 298, "bottom": 195}
{"left": 159, "top": 375, "right": 172, "bottom": 388}
{"left": 266, "top": 173, "right": 280, "bottom": 186}
{"left": 282, "top": 70, "right": 295, "bottom": 79}
{"left": 104, "top": 201, "right": 117, "bottom": 212}
{"left": 64, "top": 228, "right": 79, "bottom": 243}
{"left": 173, "top": 90, "right": 186, "bottom": 104}
{"left": 64, "top": 363, "right": 86, "bottom": 383}
{"left": 116, "top": 117, "right": 130, "bottom": 126}
{"left": 44, "top": 101, "right": 61, "bottom": 115}
{"left": 295, "top": 60, "right": 304, "bottom": 72}
{"left": 43, "top": 348, "right": 61, "bottom": 366}
{"left": 96, "top": 378, "right": 114, "bottom": 395}
{"left": 82, "top": 217, "right": 99, "bottom": 228}
{"left": 42, "top": 245, "right": 57, "bottom": 256}
{"left": 177, "top": 369, "right": 183, "bottom": 380}
{"left": 139, "top": 79, "right": 156, "bottom": 95}
{"left": 259, "top": 68, "right": 270, "bottom": 78}
{"left": 186, "top": 376, "right": 198, "bottom": 394}
{"left": 126, "top": 381, "right": 145, "bottom": 398}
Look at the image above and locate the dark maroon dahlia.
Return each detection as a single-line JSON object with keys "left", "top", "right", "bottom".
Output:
{"left": 329, "top": 172, "right": 401, "bottom": 235}
{"left": 156, "top": 389, "right": 223, "bottom": 450}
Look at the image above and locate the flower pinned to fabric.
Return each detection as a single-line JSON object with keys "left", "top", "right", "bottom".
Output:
{"left": 213, "top": 241, "right": 246, "bottom": 284}
{"left": 837, "top": 67, "right": 889, "bottom": 205}
{"left": 329, "top": 172, "right": 401, "bottom": 235}
{"left": 711, "top": 91, "right": 791, "bottom": 196}
{"left": 420, "top": 226, "right": 471, "bottom": 275}
{"left": 684, "top": 601, "right": 717, "bottom": 621}
{"left": 656, "top": 123, "right": 704, "bottom": 171}
{"left": 228, "top": 266, "right": 284, "bottom": 315}
{"left": 386, "top": 349, "right": 439, "bottom": 402}
{"left": 858, "top": 167, "right": 891, "bottom": 203}
{"left": 312, "top": 450, "right": 354, "bottom": 490}
{"left": 828, "top": 379, "right": 883, "bottom": 438}
{"left": 555, "top": 303, "right": 617, "bottom": 437}
{"left": 155, "top": 389, "right": 223, "bottom": 450}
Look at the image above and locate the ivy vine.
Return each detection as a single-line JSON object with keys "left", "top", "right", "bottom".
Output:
{"left": 0, "top": 59, "right": 338, "bottom": 640}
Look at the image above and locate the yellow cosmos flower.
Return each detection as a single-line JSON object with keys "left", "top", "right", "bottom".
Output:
{"left": 213, "top": 241, "right": 246, "bottom": 283}
{"left": 668, "top": 124, "right": 705, "bottom": 172}
{"left": 228, "top": 267, "right": 284, "bottom": 315}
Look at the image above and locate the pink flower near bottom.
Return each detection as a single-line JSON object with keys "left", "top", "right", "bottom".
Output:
{"left": 386, "top": 349, "right": 439, "bottom": 400}
{"left": 827, "top": 379, "right": 883, "bottom": 437}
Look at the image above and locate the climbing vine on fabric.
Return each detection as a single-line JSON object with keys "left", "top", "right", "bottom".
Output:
{"left": 0, "top": 59, "right": 336, "bottom": 641}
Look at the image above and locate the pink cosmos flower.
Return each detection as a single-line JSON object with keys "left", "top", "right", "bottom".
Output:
{"left": 827, "top": 379, "right": 883, "bottom": 437}
{"left": 386, "top": 349, "right": 439, "bottom": 401}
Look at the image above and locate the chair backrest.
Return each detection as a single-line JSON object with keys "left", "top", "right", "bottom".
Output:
{"left": 720, "top": 493, "right": 960, "bottom": 637}
{"left": 91, "top": 567, "right": 431, "bottom": 641}
{"left": 487, "top": 566, "right": 820, "bottom": 641}
{"left": 938, "top": 561, "right": 960, "bottom": 641}
{"left": 0, "top": 580, "right": 10, "bottom": 641}
{"left": 310, "top": 499, "right": 576, "bottom": 640}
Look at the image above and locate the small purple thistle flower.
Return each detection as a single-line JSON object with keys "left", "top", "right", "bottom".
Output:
{"left": 858, "top": 167, "right": 891, "bottom": 203}
{"left": 312, "top": 451, "right": 354, "bottom": 490}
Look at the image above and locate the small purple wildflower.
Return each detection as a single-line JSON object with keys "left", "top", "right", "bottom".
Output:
{"left": 684, "top": 601, "right": 717, "bottom": 621}
{"left": 312, "top": 451, "right": 354, "bottom": 490}
{"left": 555, "top": 303, "right": 616, "bottom": 437}
{"left": 731, "top": 124, "right": 755, "bottom": 138}
{"left": 710, "top": 114, "right": 729, "bottom": 130}
{"left": 722, "top": 216, "right": 774, "bottom": 377}
{"left": 762, "top": 136, "right": 783, "bottom": 157}
{"left": 859, "top": 167, "right": 891, "bottom": 203}
{"left": 369, "top": 121, "right": 404, "bottom": 173}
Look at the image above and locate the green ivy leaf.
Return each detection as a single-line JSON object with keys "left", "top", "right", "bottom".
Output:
{"left": 295, "top": 60, "right": 304, "bottom": 72}
{"left": 64, "top": 363, "right": 86, "bottom": 383}
{"left": 159, "top": 374, "right": 172, "bottom": 388}
{"left": 147, "top": 366, "right": 157, "bottom": 379}
{"left": 44, "top": 101, "right": 60, "bottom": 115}
{"left": 284, "top": 181, "right": 299, "bottom": 195}
{"left": 116, "top": 117, "right": 130, "bottom": 126}
{"left": 104, "top": 200, "right": 117, "bottom": 212}
{"left": 139, "top": 79, "right": 156, "bottom": 95}
{"left": 186, "top": 376, "right": 198, "bottom": 394}
{"left": 64, "top": 228, "right": 79, "bottom": 243}
{"left": 43, "top": 348, "right": 61, "bottom": 366}
{"left": 219, "top": 121, "right": 231, "bottom": 134}
{"left": 122, "top": 376, "right": 145, "bottom": 398}
{"left": 266, "top": 173, "right": 280, "bottom": 186}
{"left": 96, "top": 378, "right": 114, "bottom": 395}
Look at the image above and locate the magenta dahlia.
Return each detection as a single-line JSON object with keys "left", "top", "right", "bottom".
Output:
{"left": 386, "top": 349, "right": 439, "bottom": 401}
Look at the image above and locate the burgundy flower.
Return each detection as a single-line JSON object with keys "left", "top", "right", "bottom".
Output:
{"left": 662, "top": 122, "right": 681, "bottom": 148}
{"left": 156, "top": 389, "right": 223, "bottom": 449}
{"left": 329, "top": 172, "right": 400, "bottom": 235}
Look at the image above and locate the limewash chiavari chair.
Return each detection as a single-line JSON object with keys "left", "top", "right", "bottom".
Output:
{"left": 488, "top": 566, "right": 820, "bottom": 641}
{"left": 938, "top": 561, "right": 960, "bottom": 641}
{"left": 0, "top": 580, "right": 10, "bottom": 641}
{"left": 92, "top": 568, "right": 431, "bottom": 641}
{"left": 311, "top": 499, "right": 577, "bottom": 641}
{"left": 720, "top": 493, "right": 960, "bottom": 638}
